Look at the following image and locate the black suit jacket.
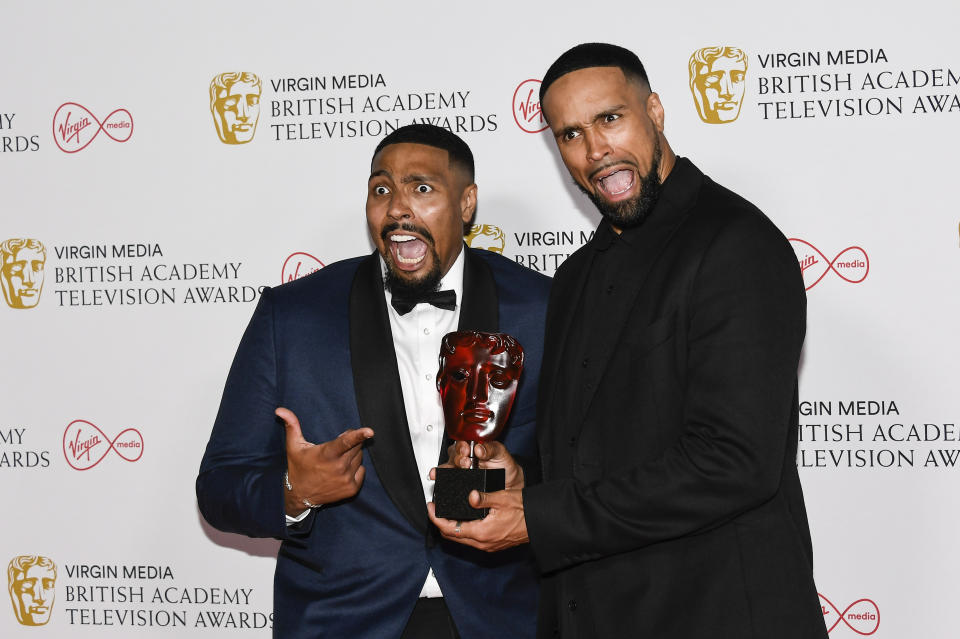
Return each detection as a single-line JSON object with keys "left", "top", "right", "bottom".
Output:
{"left": 523, "top": 158, "right": 827, "bottom": 638}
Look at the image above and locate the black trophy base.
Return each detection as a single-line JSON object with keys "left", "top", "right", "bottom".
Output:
{"left": 434, "top": 467, "right": 505, "bottom": 521}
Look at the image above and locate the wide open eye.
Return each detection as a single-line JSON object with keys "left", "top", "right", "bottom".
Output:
{"left": 372, "top": 185, "right": 390, "bottom": 196}
{"left": 415, "top": 184, "right": 433, "bottom": 194}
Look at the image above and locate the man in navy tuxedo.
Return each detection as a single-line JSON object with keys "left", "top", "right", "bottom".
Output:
{"left": 197, "top": 124, "right": 549, "bottom": 639}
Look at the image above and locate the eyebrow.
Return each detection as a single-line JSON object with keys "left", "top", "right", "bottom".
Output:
{"left": 556, "top": 104, "right": 628, "bottom": 138}
{"left": 367, "top": 171, "right": 440, "bottom": 184}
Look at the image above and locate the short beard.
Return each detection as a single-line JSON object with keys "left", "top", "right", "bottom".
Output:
{"left": 576, "top": 137, "right": 663, "bottom": 229}
{"left": 380, "top": 222, "right": 442, "bottom": 297}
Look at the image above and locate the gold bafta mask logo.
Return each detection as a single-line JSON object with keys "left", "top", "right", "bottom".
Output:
{"left": 1, "top": 238, "right": 46, "bottom": 309}
{"left": 689, "top": 47, "right": 748, "bottom": 124}
{"left": 210, "top": 72, "right": 262, "bottom": 144}
{"left": 8, "top": 556, "right": 56, "bottom": 626}
{"left": 465, "top": 224, "right": 506, "bottom": 254}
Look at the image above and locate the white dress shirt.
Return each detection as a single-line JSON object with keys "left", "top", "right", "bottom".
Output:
{"left": 287, "top": 248, "right": 465, "bottom": 599}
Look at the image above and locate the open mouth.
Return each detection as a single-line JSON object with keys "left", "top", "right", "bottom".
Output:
{"left": 389, "top": 233, "right": 429, "bottom": 270}
{"left": 594, "top": 167, "right": 636, "bottom": 201}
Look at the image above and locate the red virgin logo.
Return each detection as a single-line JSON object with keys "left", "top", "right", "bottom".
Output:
{"left": 789, "top": 238, "right": 869, "bottom": 291}
{"left": 281, "top": 252, "right": 324, "bottom": 283}
{"left": 512, "top": 79, "right": 548, "bottom": 133}
{"left": 819, "top": 593, "right": 880, "bottom": 635}
{"left": 52, "top": 103, "right": 133, "bottom": 153}
{"left": 62, "top": 419, "right": 144, "bottom": 470}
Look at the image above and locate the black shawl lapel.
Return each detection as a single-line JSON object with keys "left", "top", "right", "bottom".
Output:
{"left": 349, "top": 252, "right": 429, "bottom": 535}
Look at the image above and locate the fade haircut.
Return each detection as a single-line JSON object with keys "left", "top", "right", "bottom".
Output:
{"left": 540, "top": 42, "right": 651, "bottom": 105}
{"left": 373, "top": 123, "right": 475, "bottom": 183}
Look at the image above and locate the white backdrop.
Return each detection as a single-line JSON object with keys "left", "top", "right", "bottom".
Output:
{"left": 3, "top": 1, "right": 958, "bottom": 636}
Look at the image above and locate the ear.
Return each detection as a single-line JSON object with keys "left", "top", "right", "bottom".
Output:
{"left": 646, "top": 92, "right": 666, "bottom": 133}
{"left": 460, "top": 183, "right": 478, "bottom": 224}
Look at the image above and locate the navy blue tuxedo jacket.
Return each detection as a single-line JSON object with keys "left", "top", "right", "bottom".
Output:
{"left": 197, "top": 248, "right": 550, "bottom": 639}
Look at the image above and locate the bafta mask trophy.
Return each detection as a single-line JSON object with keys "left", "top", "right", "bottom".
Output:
{"left": 434, "top": 331, "right": 524, "bottom": 520}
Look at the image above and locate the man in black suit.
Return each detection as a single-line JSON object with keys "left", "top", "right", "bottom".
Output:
{"left": 430, "top": 43, "right": 828, "bottom": 638}
{"left": 197, "top": 124, "right": 549, "bottom": 638}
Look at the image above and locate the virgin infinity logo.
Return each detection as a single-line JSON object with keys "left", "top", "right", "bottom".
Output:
{"left": 62, "top": 419, "right": 143, "bottom": 470}
{"left": 819, "top": 594, "right": 880, "bottom": 635}
{"left": 53, "top": 103, "right": 133, "bottom": 153}
{"left": 789, "top": 239, "right": 869, "bottom": 291}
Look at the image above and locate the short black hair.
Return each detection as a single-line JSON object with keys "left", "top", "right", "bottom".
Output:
{"left": 373, "top": 124, "right": 475, "bottom": 182}
{"left": 540, "top": 42, "right": 650, "bottom": 104}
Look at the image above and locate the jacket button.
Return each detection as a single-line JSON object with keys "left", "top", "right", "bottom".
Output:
{"left": 567, "top": 599, "right": 578, "bottom": 611}
{"left": 568, "top": 436, "right": 577, "bottom": 446}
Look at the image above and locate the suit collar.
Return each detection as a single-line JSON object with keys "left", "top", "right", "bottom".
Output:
{"left": 349, "top": 248, "right": 500, "bottom": 536}
{"left": 350, "top": 252, "right": 429, "bottom": 535}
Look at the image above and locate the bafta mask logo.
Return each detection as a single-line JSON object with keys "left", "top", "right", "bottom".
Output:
{"left": 689, "top": 47, "right": 748, "bottom": 124}
{"left": 465, "top": 224, "right": 506, "bottom": 255}
{"left": 1, "top": 238, "right": 46, "bottom": 309}
{"left": 8, "top": 555, "right": 56, "bottom": 626}
{"left": 210, "top": 72, "right": 262, "bottom": 144}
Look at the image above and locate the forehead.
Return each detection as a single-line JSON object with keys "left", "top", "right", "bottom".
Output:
{"left": 19, "top": 565, "right": 53, "bottom": 580}
{"left": 543, "top": 66, "right": 641, "bottom": 123}
{"left": 703, "top": 56, "right": 745, "bottom": 73}
{"left": 444, "top": 344, "right": 511, "bottom": 366}
{"left": 220, "top": 81, "right": 259, "bottom": 98}
{"left": 370, "top": 142, "right": 452, "bottom": 179}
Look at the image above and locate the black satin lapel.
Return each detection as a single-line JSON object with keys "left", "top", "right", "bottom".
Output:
{"left": 349, "top": 253, "right": 429, "bottom": 535}
{"left": 457, "top": 247, "right": 498, "bottom": 332}
{"left": 437, "top": 247, "right": 499, "bottom": 466}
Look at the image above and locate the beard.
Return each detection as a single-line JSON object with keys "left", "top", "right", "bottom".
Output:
{"left": 380, "top": 221, "right": 442, "bottom": 297}
{"left": 576, "top": 137, "right": 663, "bottom": 229}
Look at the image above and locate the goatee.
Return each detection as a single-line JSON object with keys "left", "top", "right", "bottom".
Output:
{"left": 380, "top": 222, "right": 442, "bottom": 297}
{"left": 577, "top": 138, "right": 663, "bottom": 229}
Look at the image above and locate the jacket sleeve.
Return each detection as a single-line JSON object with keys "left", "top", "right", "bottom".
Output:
{"left": 524, "top": 216, "right": 806, "bottom": 573}
{"left": 196, "top": 287, "right": 307, "bottom": 540}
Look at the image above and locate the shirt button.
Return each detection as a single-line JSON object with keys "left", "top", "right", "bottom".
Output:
{"left": 423, "top": 328, "right": 431, "bottom": 335}
{"left": 426, "top": 424, "right": 433, "bottom": 432}
{"left": 606, "top": 284, "right": 614, "bottom": 294}
{"left": 581, "top": 358, "right": 589, "bottom": 368}
{"left": 567, "top": 599, "right": 577, "bottom": 611}
{"left": 568, "top": 436, "right": 577, "bottom": 447}
{"left": 425, "top": 373, "right": 432, "bottom": 380}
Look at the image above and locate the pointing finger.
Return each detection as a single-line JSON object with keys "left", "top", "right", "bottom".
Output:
{"left": 333, "top": 427, "right": 374, "bottom": 455}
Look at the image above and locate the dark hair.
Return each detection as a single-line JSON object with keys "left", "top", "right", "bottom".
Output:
{"left": 540, "top": 42, "right": 650, "bottom": 104}
{"left": 373, "top": 123, "right": 475, "bottom": 182}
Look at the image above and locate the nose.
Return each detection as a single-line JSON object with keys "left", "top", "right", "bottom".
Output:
{"left": 237, "top": 98, "right": 249, "bottom": 121}
{"left": 23, "top": 267, "right": 36, "bottom": 286}
{"left": 583, "top": 128, "right": 612, "bottom": 163}
{"left": 468, "top": 368, "right": 489, "bottom": 403}
{"left": 386, "top": 191, "right": 412, "bottom": 221}
{"left": 718, "top": 74, "right": 733, "bottom": 99}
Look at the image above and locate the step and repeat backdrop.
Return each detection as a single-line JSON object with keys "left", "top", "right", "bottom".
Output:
{"left": 3, "top": 1, "right": 958, "bottom": 637}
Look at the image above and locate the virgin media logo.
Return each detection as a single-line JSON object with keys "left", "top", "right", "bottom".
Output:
{"left": 52, "top": 103, "right": 133, "bottom": 153}
{"left": 819, "top": 593, "right": 880, "bottom": 635}
{"left": 62, "top": 419, "right": 143, "bottom": 470}
{"left": 789, "top": 238, "right": 869, "bottom": 291}
{"left": 512, "top": 79, "right": 548, "bottom": 133}
{"left": 281, "top": 252, "right": 324, "bottom": 283}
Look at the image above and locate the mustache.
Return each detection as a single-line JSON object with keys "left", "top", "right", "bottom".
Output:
{"left": 380, "top": 221, "right": 436, "bottom": 245}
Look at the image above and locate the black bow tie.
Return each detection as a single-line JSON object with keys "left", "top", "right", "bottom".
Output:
{"left": 391, "top": 289, "right": 457, "bottom": 315}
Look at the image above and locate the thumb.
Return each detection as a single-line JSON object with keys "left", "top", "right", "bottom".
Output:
{"left": 468, "top": 490, "right": 489, "bottom": 509}
{"left": 275, "top": 407, "right": 306, "bottom": 447}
